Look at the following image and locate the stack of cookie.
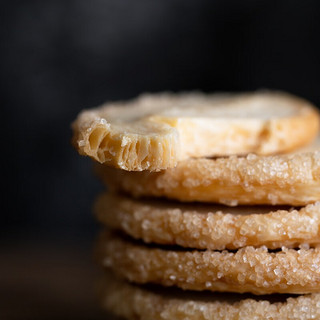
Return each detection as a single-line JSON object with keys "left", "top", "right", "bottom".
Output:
{"left": 72, "top": 91, "right": 320, "bottom": 319}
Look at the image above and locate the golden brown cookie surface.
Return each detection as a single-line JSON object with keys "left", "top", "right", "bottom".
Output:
{"left": 97, "top": 231, "right": 320, "bottom": 295}
{"left": 95, "top": 193, "right": 320, "bottom": 250}
{"left": 101, "top": 275, "right": 320, "bottom": 320}
{"left": 72, "top": 91, "right": 319, "bottom": 171}
{"left": 96, "top": 146, "right": 320, "bottom": 205}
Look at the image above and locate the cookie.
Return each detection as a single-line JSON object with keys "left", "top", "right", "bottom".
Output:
{"left": 97, "top": 230, "right": 320, "bottom": 295}
{"left": 95, "top": 193, "right": 320, "bottom": 250}
{"left": 96, "top": 144, "right": 320, "bottom": 205}
{"left": 72, "top": 91, "right": 319, "bottom": 171}
{"left": 100, "top": 275, "right": 320, "bottom": 320}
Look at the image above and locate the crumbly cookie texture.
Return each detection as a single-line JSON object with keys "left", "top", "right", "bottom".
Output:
{"left": 97, "top": 231, "right": 320, "bottom": 295}
{"left": 95, "top": 193, "right": 320, "bottom": 250}
{"left": 72, "top": 91, "right": 319, "bottom": 171}
{"left": 96, "top": 145, "right": 320, "bottom": 205}
{"left": 100, "top": 275, "right": 320, "bottom": 320}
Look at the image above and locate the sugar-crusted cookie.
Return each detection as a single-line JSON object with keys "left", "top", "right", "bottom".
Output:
{"left": 95, "top": 193, "right": 320, "bottom": 250}
{"left": 97, "top": 231, "right": 320, "bottom": 295}
{"left": 96, "top": 145, "right": 320, "bottom": 205}
{"left": 100, "top": 275, "right": 320, "bottom": 320}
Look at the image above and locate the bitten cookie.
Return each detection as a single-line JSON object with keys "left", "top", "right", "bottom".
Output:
{"left": 72, "top": 91, "right": 319, "bottom": 171}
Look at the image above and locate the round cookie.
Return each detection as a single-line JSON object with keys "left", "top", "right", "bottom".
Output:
{"left": 96, "top": 146, "right": 320, "bottom": 206}
{"left": 72, "top": 91, "right": 319, "bottom": 171}
{"left": 95, "top": 193, "right": 320, "bottom": 250}
{"left": 101, "top": 275, "right": 320, "bottom": 320}
{"left": 97, "top": 231, "right": 320, "bottom": 295}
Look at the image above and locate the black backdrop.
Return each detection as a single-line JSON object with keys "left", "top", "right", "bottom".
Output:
{"left": 2, "top": 0, "right": 320, "bottom": 242}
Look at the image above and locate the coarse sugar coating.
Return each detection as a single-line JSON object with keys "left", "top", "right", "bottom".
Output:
{"left": 95, "top": 193, "right": 320, "bottom": 250}
{"left": 97, "top": 230, "right": 320, "bottom": 295}
{"left": 100, "top": 275, "right": 320, "bottom": 320}
{"left": 96, "top": 146, "right": 320, "bottom": 205}
{"left": 72, "top": 91, "right": 319, "bottom": 171}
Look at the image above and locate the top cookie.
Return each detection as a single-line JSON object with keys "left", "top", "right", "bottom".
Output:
{"left": 72, "top": 91, "right": 319, "bottom": 171}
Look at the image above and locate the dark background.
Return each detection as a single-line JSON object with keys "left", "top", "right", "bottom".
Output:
{"left": 1, "top": 1, "right": 320, "bottom": 318}
{"left": 3, "top": 0, "right": 320, "bottom": 243}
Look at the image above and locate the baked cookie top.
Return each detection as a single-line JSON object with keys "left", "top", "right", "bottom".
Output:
{"left": 72, "top": 91, "right": 319, "bottom": 171}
